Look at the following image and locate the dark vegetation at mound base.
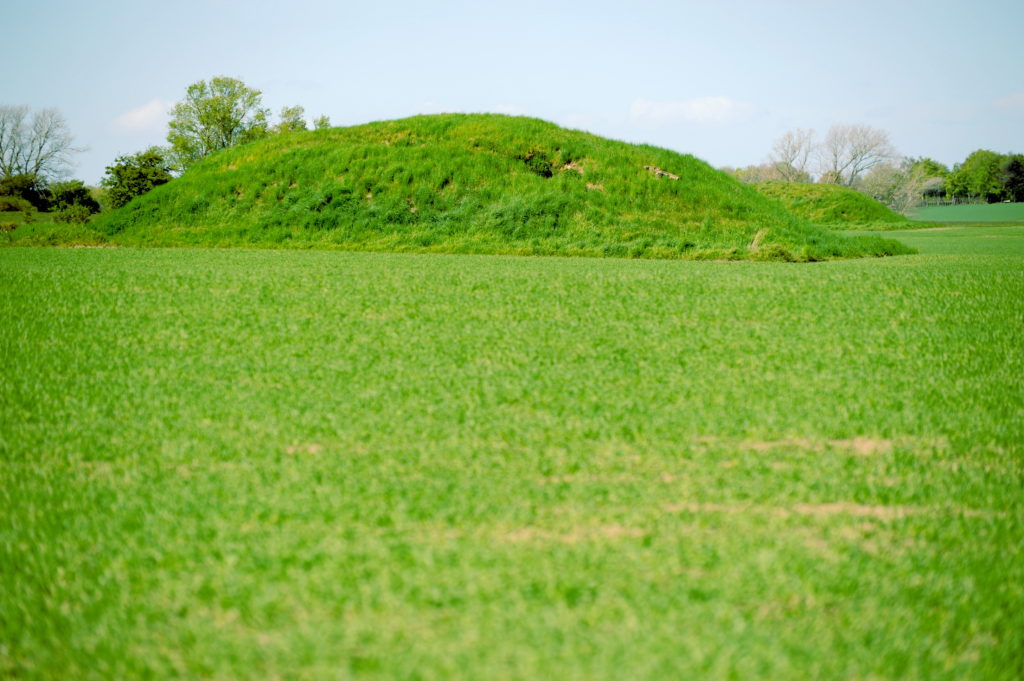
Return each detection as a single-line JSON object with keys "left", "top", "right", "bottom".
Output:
{"left": 92, "top": 115, "right": 913, "bottom": 260}
{"left": 752, "top": 181, "right": 915, "bottom": 229}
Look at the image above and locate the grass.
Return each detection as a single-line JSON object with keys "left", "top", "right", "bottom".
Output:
{"left": 0, "top": 214, "right": 106, "bottom": 247}
{"left": 908, "top": 202, "right": 1024, "bottom": 223}
{"left": 752, "top": 181, "right": 914, "bottom": 228}
{"left": 68, "top": 114, "right": 909, "bottom": 261}
{"left": 2, "top": 235, "right": 1022, "bottom": 680}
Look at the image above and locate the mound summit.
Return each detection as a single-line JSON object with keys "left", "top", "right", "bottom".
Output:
{"left": 94, "top": 114, "right": 911, "bottom": 260}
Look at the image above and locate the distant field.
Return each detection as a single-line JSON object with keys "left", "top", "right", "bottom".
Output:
{"left": 844, "top": 224, "right": 1024, "bottom": 256}
{"left": 909, "top": 202, "right": 1024, "bottom": 223}
{"left": 2, "top": 242, "right": 1023, "bottom": 680}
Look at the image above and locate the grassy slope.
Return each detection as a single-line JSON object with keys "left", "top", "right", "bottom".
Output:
{"left": 84, "top": 114, "right": 909, "bottom": 261}
{"left": 753, "top": 181, "right": 913, "bottom": 228}
{"left": 2, "top": 243, "right": 1023, "bottom": 681}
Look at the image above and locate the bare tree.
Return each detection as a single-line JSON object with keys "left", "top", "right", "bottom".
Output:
{"left": 858, "top": 159, "right": 933, "bottom": 214}
{"left": 0, "top": 105, "right": 79, "bottom": 180}
{"left": 817, "top": 124, "right": 895, "bottom": 186}
{"left": 767, "top": 128, "right": 815, "bottom": 182}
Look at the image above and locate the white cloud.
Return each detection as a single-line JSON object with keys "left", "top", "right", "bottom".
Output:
{"left": 111, "top": 98, "right": 173, "bottom": 134}
{"left": 994, "top": 91, "right": 1024, "bottom": 113}
{"left": 629, "top": 96, "right": 755, "bottom": 126}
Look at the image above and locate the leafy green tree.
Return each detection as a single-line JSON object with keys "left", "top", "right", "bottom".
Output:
{"left": 101, "top": 147, "right": 174, "bottom": 208}
{"left": 908, "top": 157, "right": 949, "bottom": 179}
{"left": 947, "top": 150, "right": 1007, "bottom": 202}
{"left": 167, "top": 77, "right": 269, "bottom": 169}
{"left": 313, "top": 114, "right": 331, "bottom": 130}
{"left": 275, "top": 105, "right": 308, "bottom": 134}
{"left": 1002, "top": 155, "right": 1024, "bottom": 202}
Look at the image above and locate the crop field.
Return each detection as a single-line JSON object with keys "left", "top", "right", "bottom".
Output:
{"left": 844, "top": 224, "right": 1024, "bottom": 257}
{"left": 2, "top": 235, "right": 1023, "bottom": 680}
{"left": 909, "top": 203, "right": 1024, "bottom": 223}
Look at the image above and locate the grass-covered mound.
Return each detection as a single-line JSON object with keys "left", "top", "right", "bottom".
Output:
{"left": 91, "top": 114, "right": 911, "bottom": 260}
{"left": 753, "top": 181, "right": 913, "bottom": 229}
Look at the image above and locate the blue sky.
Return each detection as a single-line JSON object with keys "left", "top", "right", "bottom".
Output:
{"left": 7, "top": 0, "right": 1023, "bottom": 183}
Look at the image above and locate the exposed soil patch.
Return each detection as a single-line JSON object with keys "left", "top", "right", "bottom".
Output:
{"left": 502, "top": 524, "right": 646, "bottom": 544}
{"left": 643, "top": 165, "right": 679, "bottom": 180}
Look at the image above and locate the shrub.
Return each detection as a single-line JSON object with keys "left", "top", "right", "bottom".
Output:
{"left": 0, "top": 173, "right": 49, "bottom": 211}
{"left": 0, "top": 195, "right": 34, "bottom": 212}
{"left": 101, "top": 148, "right": 174, "bottom": 208}
{"left": 50, "top": 180, "right": 101, "bottom": 214}
{"left": 54, "top": 205, "right": 93, "bottom": 224}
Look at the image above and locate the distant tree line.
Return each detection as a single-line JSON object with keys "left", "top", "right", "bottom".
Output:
{"left": 725, "top": 125, "right": 1024, "bottom": 213}
{"left": 1, "top": 76, "right": 332, "bottom": 223}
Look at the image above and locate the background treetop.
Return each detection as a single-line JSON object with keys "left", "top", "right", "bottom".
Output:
{"left": 167, "top": 77, "right": 270, "bottom": 170}
{"left": 0, "top": 105, "right": 80, "bottom": 181}
{"left": 166, "top": 77, "right": 331, "bottom": 170}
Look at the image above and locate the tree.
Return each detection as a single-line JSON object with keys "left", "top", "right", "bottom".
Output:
{"left": 767, "top": 128, "right": 815, "bottom": 182}
{"left": 167, "top": 77, "right": 269, "bottom": 169}
{"left": 274, "top": 105, "right": 308, "bottom": 134}
{"left": 857, "top": 160, "right": 933, "bottom": 214}
{"left": 101, "top": 147, "right": 174, "bottom": 208}
{"left": 817, "top": 124, "right": 896, "bottom": 186}
{"left": 947, "top": 150, "right": 1006, "bottom": 202}
{"left": 0, "top": 105, "right": 79, "bottom": 181}
{"left": 1001, "top": 155, "right": 1024, "bottom": 202}
{"left": 907, "top": 157, "right": 949, "bottom": 179}
{"left": 313, "top": 114, "right": 331, "bottom": 130}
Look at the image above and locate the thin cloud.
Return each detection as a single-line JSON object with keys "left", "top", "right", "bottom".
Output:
{"left": 993, "top": 91, "right": 1024, "bottom": 112}
{"left": 111, "top": 98, "right": 173, "bottom": 134}
{"left": 630, "top": 96, "right": 755, "bottom": 125}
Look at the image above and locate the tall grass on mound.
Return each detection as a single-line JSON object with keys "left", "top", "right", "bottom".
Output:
{"left": 754, "top": 181, "right": 913, "bottom": 229}
{"left": 88, "top": 114, "right": 911, "bottom": 261}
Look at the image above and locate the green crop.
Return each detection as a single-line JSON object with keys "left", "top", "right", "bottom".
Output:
{"left": 2, "top": 232, "right": 1022, "bottom": 680}
{"left": 908, "top": 202, "right": 1024, "bottom": 224}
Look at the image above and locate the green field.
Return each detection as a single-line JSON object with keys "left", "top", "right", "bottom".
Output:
{"left": 845, "top": 224, "right": 1024, "bottom": 256}
{"left": 909, "top": 203, "right": 1024, "bottom": 223}
{"left": 2, "top": 237, "right": 1023, "bottom": 680}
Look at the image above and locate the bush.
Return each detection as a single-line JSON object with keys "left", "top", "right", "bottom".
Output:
{"left": 101, "top": 148, "right": 174, "bottom": 208}
{"left": 0, "top": 174, "right": 49, "bottom": 211}
{"left": 0, "top": 195, "right": 34, "bottom": 212}
{"left": 54, "top": 205, "right": 93, "bottom": 224}
{"left": 50, "top": 180, "right": 101, "bottom": 214}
